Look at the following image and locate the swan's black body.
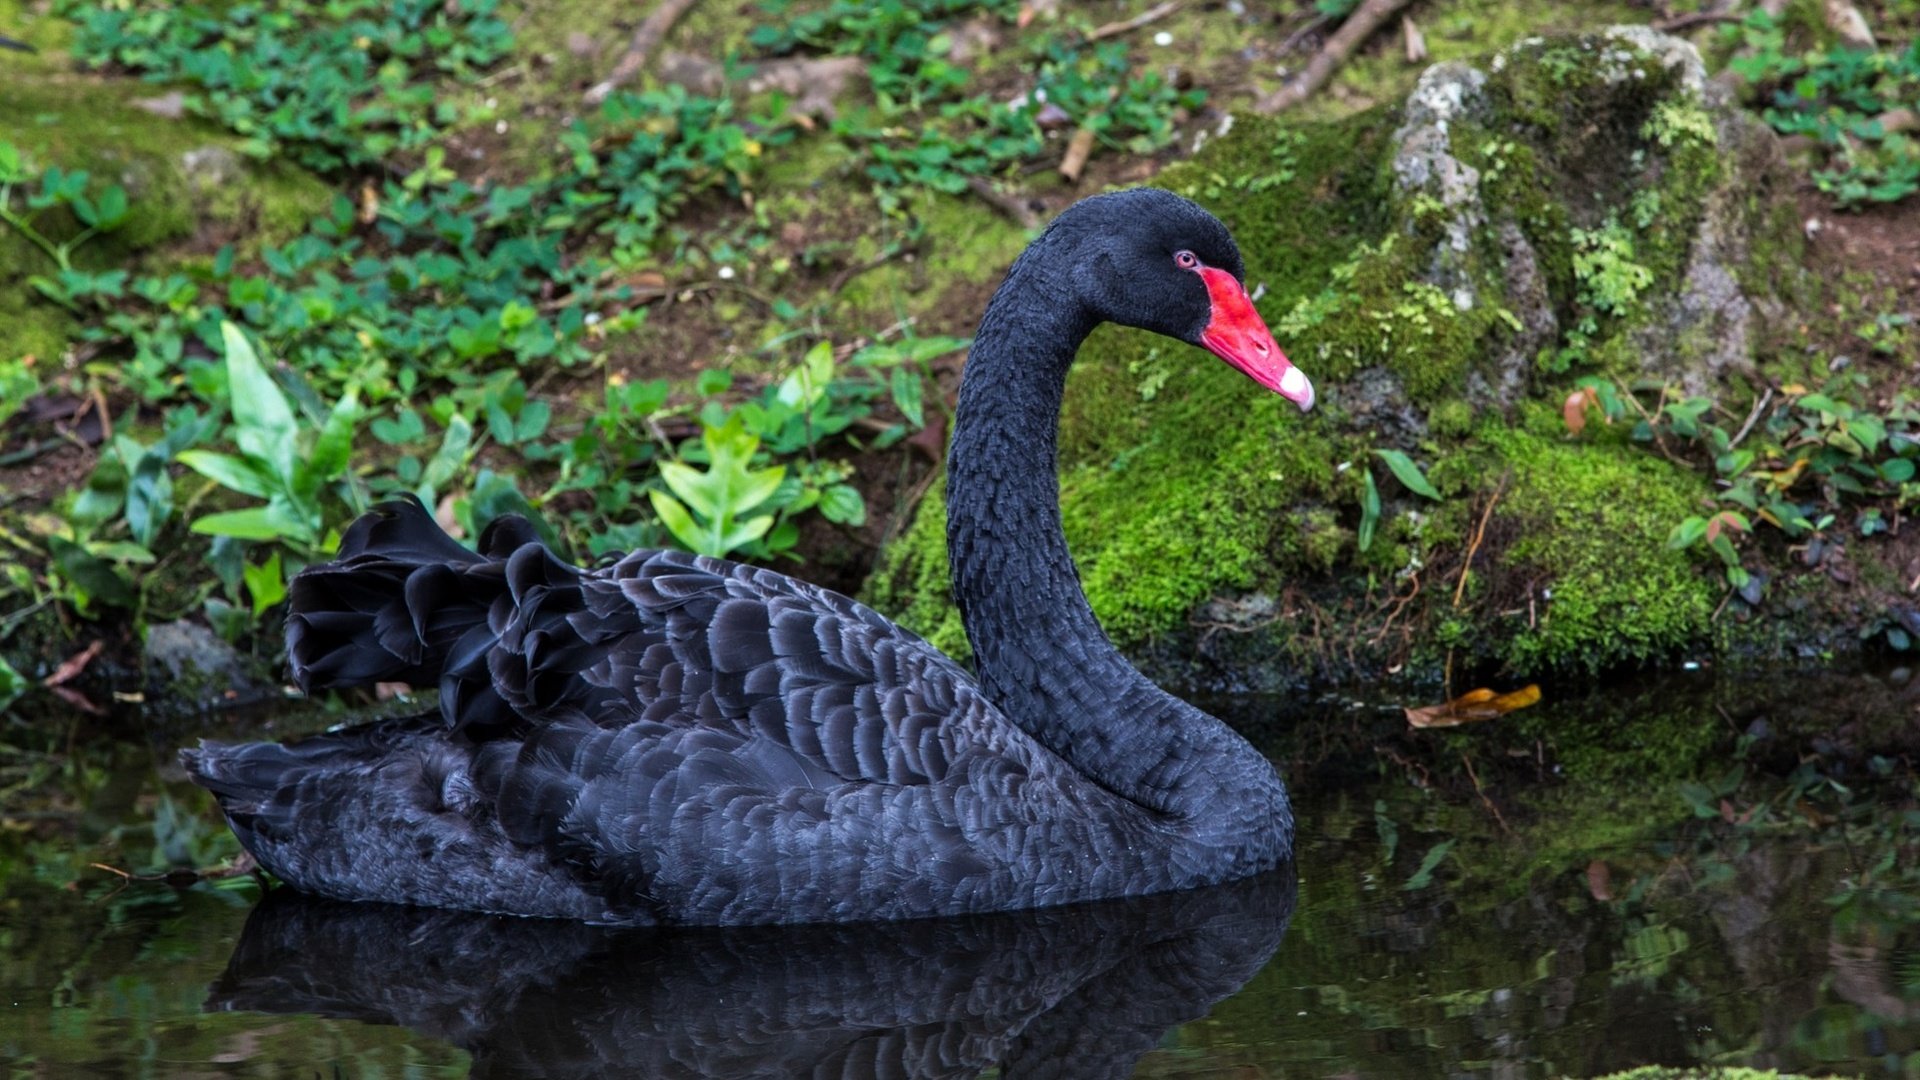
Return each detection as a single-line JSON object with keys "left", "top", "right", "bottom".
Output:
{"left": 185, "top": 189, "right": 1297, "bottom": 925}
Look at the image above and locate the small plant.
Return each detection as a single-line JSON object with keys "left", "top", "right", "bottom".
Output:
{"left": 0, "top": 140, "right": 132, "bottom": 310}
{"left": 175, "top": 324, "right": 366, "bottom": 608}
{"left": 62, "top": 0, "right": 513, "bottom": 171}
{"left": 1729, "top": 13, "right": 1920, "bottom": 206}
{"left": 650, "top": 414, "right": 790, "bottom": 559}
{"left": 1570, "top": 374, "right": 1920, "bottom": 594}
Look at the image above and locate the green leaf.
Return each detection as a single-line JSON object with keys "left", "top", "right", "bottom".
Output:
{"left": 243, "top": 550, "right": 287, "bottom": 617}
{"left": 220, "top": 323, "right": 298, "bottom": 489}
{"left": 296, "top": 386, "right": 360, "bottom": 498}
{"left": 1374, "top": 449, "right": 1442, "bottom": 500}
{"left": 1357, "top": 469, "right": 1381, "bottom": 552}
{"left": 0, "top": 140, "right": 21, "bottom": 184}
{"left": 47, "top": 535, "right": 135, "bottom": 610}
{"left": 418, "top": 414, "right": 473, "bottom": 502}
{"left": 649, "top": 490, "right": 706, "bottom": 555}
{"left": 1402, "top": 839, "right": 1455, "bottom": 891}
{"left": 1881, "top": 458, "right": 1915, "bottom": 484}
{"left": 190, "top": 506, "right": 284, "bottom": 541}
{"left": 0, "top": 654, "right": 26, "bottom": 713}
{"left": 819, "top": 484, "right": 866, "bottom": 526}
{"left": 889, "top": 367, "right": 925, "bottom": 429}
{"left": 776, "top": 341, "right": 835, "bottom": 411}
{"left": 1667, "top": 516, "right": 1708, "bottom": 550}
{"left": 177, "top": 449, "right": 277, "bottom": 499}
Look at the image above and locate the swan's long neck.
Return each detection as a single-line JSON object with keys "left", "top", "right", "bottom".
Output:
{"left": 945, "top": 244, "right": 1290, "bottom": 844}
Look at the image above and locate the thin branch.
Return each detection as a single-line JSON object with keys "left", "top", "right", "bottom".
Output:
{"left": 1257, "top": 0, "right": 1415, "bottom": 114}
{"left": 1728, "top": 386, "right": 1772, "bottom": 448}
{"left": 1453, "top": 479, "right": 1506, "bottom": 610}
{"left": 1654, "top": 11, "right": 1746, "bottom": 32}
{"left": 1461, "top": 752, "right": 1514, "bottom": 836}
{"left": 965, "top": 176, "right": 1042, "bottom": 229}
{"left": 583, "top": 0, "right": 703, "bottom": 106}
{"left": 1085, "top": 0, "right": 1181, "bottom": 43}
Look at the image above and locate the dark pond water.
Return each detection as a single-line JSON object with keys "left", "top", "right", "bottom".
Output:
{"left": 3, "top": 674, "right": 1919, "bottom": 1077}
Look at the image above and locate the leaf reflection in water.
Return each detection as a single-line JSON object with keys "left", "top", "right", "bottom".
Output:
{"left": 207, "top": 866, "right": 1296, "bottom": 1078}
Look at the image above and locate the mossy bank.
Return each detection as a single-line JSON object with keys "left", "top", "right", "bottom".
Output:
{"left": 867, "top": 28, "right": 1915, "bottom": 692}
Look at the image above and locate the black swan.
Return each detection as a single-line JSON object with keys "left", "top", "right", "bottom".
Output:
{"left": 208, "top": 868, "right": 1296, "bottom": 1078}
{"left": 184, "top": 188, "right": 1315, "bottom": 926}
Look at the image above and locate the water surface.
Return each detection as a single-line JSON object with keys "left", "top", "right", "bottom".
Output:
{"left": 3, "top": 676, "right": 1917, "bottom": 1076}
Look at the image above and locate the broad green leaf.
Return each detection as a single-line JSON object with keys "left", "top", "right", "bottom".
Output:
{"left": 1374, "top": 449, "right": 1441, "bottom": 500}
{"left": 297, "top": 386, "right": 360, "bottom": 498}
{"left": 1666, "top": 516, "right": 1708, "bottom": 550}
{"left": 776, "top": 341, "right": 835, "bottom": 411}
{"left": 177, "top": 449, "right": 277, "bottom": 499}
{"left": 649, "top": 490, "right": 708, "bottom": 555}
{"left": 47, "top": 535, "right": 135, "bottom": 609}
{"left": 87, "top": 541, "right": 156, "bottom": 564}
{"left": 1402, "top": 839, "right": 1455, "bottom": 890}
{"left": 715, "top": 514, "right": 775, "bottom": 554}
{"left": 221, "top": 323, "right": 298, "bottom": 488}
{"left": 125, "top": 445, "right": 174, "bottom": 548}
{"left": 244, "top": 551, "right": 287, "bottom": 616}
{"left": 890, "top": 367, "right": 925, "bottom": 429}
{"left": 819, "top": 484, "right": 866, "bottom": 526}
{"left": 1881, "top": 458, "right": 1915, "bottom": 484}
{"left": 418, "top": 414, "right": 474, "bottom": 501}
{"left": 0, "top": 141, "right": 21, "bottom": 184}
{"left": 190, "top": 506, "right": 284, "bottom": 541}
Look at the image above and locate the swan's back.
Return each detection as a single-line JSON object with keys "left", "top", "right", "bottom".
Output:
{"left": 188, "top": 501, "right": 1177, "bottom": 925}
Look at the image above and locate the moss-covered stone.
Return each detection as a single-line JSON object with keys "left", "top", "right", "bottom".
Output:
{"left": 866, "top": 28, "right": 1799, "bottom": 687}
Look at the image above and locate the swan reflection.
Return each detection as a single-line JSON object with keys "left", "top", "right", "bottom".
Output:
{"left": 208, "top": 866, "right": 1295, "bottom": 1078}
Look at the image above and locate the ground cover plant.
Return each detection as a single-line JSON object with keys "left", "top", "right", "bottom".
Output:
{"left": 0, "top": 0, "right": 1917, "bottom": 708}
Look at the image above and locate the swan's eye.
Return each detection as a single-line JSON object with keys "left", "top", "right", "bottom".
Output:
{"left": 1173, "top": 250, "right": 1199, "bottom": 270}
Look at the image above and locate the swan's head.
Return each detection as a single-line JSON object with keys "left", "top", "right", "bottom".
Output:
{"left": 1058, "top": 188, "right": 1313, "bottom": 412}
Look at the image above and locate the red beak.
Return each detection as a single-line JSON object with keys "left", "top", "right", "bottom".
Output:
{"left": 1196, "top": 267, "right": 1313, "bottom": 411}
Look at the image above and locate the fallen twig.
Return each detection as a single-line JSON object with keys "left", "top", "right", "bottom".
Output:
{"left": 1085, "top": 0, "right": 1180, "bottom": 43}
{"left": 1653, "top": 10, "right": 1746, "bottom": 32}
{"left": 1058, "top": 124, "right": 1098, "bottom": 182}
{"left": 965, "top": 176, "right": 1042, "bottom": 229}
{"left": 1453, "top": 480, "right": 1505, "bottom": 610}
{"left": 1257, "top": 0, "right": 1415, "bottom": 113}
{"left": 1461, "top": 752, "right": 1514, "bottom": 836}
{"left": 1278, "top": 12, "right": 1332, "bottom": 54}
{"left": 1727, "top": 386, "right": 1773, "bottom": 448}
{"left": 583, "top": 0, "right": 703, "bottom": 105}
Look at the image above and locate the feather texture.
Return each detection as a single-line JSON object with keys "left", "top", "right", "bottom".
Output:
{"left": 185, "top": 189, "right": 1296, "bottom": 925}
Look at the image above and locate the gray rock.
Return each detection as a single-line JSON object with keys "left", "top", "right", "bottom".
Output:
{"left": 145, "top": 619, "right": 253, "bottom": 692}
{"left": 179, "top": 146, "right": 243, "bottom": 192}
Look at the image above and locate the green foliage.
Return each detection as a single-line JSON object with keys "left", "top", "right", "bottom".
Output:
{"left": 755, "top": 0, "right": 1199, "bottom": 207}
{"left": 0, "top": 138, "right": 132, "bottom": 302}
{"left": 652, "top": 415, "right": 787, "bottom": 558}
{"left": 176, "top": 324, "right": 364, "bottom": 561}
{"left": 1544, "top": 217, "right": 1654, "bottom": 372}
{"left": 1731, "top": 12, "right": 1920, "bottom": 205}
{"left": 1574, "top": 374, "right": 1920, "bottom": 595}
{"left": 62, "top": 0, "right": 513, "bottom": 172}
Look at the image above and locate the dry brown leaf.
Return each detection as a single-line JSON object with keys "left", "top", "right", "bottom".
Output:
{"left": 1405, "top": 684, "right": 1542, "bottom": 728}
{"left": 1586, "top": 859, "right": 1613, "bottom": 901}
{"left": 43, "top": 639, "right": 104, "bottom": 688}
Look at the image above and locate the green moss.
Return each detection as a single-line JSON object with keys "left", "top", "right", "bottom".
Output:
{"left": 0, "top": 8, "right": 330, "bottom": 362}
{"left": 1482, "top": 411, "right": 1716, "bottom": 674}
{"left": 862, "top": 474, "right": 971, "bottom": 662}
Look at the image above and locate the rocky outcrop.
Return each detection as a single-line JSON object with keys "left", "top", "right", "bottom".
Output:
{"left": 869, "top": 29, "right": 1833, "bottom": 690}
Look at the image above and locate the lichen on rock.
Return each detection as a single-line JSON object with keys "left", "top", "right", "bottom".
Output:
{"left": 866, "top": 27, "right": 1800, "bottom": 688}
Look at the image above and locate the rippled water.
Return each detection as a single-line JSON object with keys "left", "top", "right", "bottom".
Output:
{"left": 3, "top": 675, "right": 1918, "bottom": 1076}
